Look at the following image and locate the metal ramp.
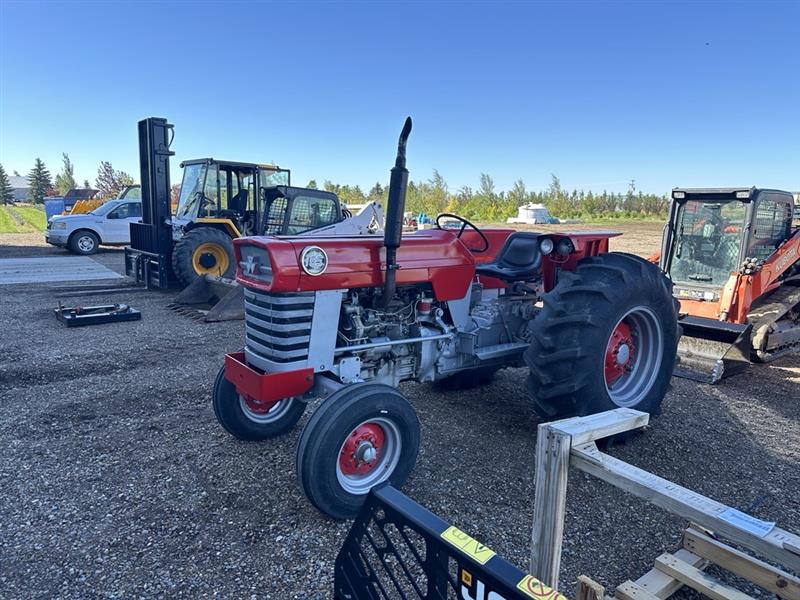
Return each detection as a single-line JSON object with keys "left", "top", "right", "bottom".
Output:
{"left": 0, "top": 257, "right": 122, "bottom": 285}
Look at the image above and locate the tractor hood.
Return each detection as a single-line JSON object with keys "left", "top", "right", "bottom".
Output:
{"left": 234, "top": 229, "right": 482, "bottom": 301}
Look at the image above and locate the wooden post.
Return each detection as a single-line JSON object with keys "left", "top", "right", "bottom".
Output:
{"left": 576, "top": 575, "right": 606, "bottom": 600}
{"left": 529, "top": 422, "right": 572, "bottom": 589}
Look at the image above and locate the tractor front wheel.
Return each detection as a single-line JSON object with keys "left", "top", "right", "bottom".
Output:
{"left": 172, "top": 227, "right": 236, "bottom": 286}
{"left": 212, "top": 366, "right": 306, "bottom": 440}
{"left": 296, "top": 383, "right": 420, "bottom": 519}
{"left": 525, "top": 252, "right": 679, "bottom": 420}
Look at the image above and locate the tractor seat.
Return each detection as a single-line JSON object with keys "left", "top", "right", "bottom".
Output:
{"left": 228, "top": 189, "right": 249, "bottom": 214}
{"left": 475, "top": 232, "right": 542, "bottom": 282}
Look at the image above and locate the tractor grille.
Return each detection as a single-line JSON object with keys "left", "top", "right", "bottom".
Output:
{"left": 244, "top": 288, "right": 315, "bottom": 364}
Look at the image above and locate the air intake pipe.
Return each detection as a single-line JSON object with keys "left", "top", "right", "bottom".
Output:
{"left": 383, "top": 117, "right": 413, "bottom": 307}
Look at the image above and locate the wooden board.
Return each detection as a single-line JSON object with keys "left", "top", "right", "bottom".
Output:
{"left": 634, "top": 548, "right": 706, "bottom": 599}
{"left": 529, "top": 424, "right": 572, "bottom": 589}
{"left": 549, "top": 408, "right": 650, "bottom": 445}
{"left": 683, "top": 528, "right": 800, "bottom": 600}
{"left": 654, "top": 553, "right": 755, "bottom": 600}
{"left": 570, "top": 443, "right": 800, "bottom": 573}
{"left": 615, "top": 580, "right": 662, "bottom": 600}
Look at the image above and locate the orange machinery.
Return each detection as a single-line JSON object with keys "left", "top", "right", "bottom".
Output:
{"left": 658, "top": 187, "right": 800, "bottom": 382}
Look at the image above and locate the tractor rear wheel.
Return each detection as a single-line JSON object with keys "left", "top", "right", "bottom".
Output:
{"left": 296, "top": 383, "right": 420, "bottom": 519}
{"left": 525, "top": 252, "right": 679, "bottom": 420}
{"left": 212, "top": 366, "right": 306, "bottom": 441}
{"left": 172, "top": 227, "right": 236, "bottom": 286}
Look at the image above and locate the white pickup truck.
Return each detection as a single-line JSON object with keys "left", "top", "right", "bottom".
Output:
{"left": 46, "top": 193, "right": 143, "bottom": 255}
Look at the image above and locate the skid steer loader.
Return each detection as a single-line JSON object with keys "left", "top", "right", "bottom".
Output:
{"left": 212, "top": 118, "right": 680, "bottom": 519}
{"left": 659, "top": 187, "right": 800, "bottom": 383}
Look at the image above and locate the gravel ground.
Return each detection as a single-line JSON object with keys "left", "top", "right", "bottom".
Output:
{"left": 0, "top": 228, "right": 798, "bottom": 599}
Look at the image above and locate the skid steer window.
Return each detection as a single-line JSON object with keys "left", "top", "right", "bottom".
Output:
{"left": 263, "top": 197, "right": 288, "bottom": 235}
{"left": 286, "top": 195, "right": 338, "bottom": 234}
{"left": 669, "top": 200, "right": 745, "bottom": 287}
{"left": 749, "top": 197, "right": 792, "bottom": 260}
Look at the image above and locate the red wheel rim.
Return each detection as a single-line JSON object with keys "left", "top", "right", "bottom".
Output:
{"left": 338, "top": 423, "right": 385, "bottom": 476}
{"left": 605, "top": 321, "right": 635, "bottom": 386}
{"left": 243, "top": 395, "right": 279, "bottom": 414}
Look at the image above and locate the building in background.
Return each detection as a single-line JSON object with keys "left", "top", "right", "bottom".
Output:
{"left": 8, "top": 176, "right": 30, "bottom": 202}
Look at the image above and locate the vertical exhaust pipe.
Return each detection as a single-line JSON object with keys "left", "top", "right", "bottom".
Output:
{"left": 383, "top": 117, "right": 413, "bottom": 307}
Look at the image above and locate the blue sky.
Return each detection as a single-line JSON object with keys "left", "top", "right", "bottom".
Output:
{"left": 1, "top": 1, "right": 798, "bottom": 195}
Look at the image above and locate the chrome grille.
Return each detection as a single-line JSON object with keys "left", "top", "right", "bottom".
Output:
{"left": 244, "top": 288, "right": 315, "bottom": 365}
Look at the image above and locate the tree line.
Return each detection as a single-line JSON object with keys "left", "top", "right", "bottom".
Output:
{"left": 0, "top": 155, "right": 134, "bottom": 204}
{"left": 309, "top": 172, "right": 670, "bottom": 221}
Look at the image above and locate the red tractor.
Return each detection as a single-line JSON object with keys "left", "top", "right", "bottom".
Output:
{"left": 213, "top": 119, "right": 679, "bottom": 519}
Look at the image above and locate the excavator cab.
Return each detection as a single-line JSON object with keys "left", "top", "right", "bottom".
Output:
{"left": 661, "top": 188, "right": 798, "bottom": 382}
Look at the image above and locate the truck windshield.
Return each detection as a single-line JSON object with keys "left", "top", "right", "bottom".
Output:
{"left": 88, "top": 202, "right": 119, "bottom": 216}
{"left": 175, "top": 163, "right": 207, "bottom": 219}
{"left": 669, "top": 199, "right": 746, "bottom": 287}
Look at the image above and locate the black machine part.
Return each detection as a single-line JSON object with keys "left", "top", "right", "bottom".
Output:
{"left": 335, "top": 484, "right": 556, "bottom": 600}
{"left": 55, "top": 303, "right": 142, "bottom": 327}
{"left": 125, "top": 117, "right": 175, "bottom": 289}
{"left": 383, "top": 117, "right": 413, "bottom": 308}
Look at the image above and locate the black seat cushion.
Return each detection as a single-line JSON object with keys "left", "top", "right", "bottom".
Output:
{"left": 475, "top": 232, "right": 542, "bottom": 282}
{"left": 228, "top": 189, "right": 249, "bottom": 214}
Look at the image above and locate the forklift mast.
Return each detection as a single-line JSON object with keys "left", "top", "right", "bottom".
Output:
{"left": 126, "top": 117, "right": 175, "bottom": 288}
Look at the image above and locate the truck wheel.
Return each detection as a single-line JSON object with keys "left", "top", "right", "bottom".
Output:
{"left": 212, "top": 366, "right": 306, "bottom": 440}
{"left": 69, "top": 230, "right": 100, "bottom": 255}
{"left": 525, "top": 252, "right": 679, "bottom": 420}
{"left": 296, "top": 383, "right": 420, "bottom": 519}
{"left": 172, "top": 227, "right": 236, "bottom": 286}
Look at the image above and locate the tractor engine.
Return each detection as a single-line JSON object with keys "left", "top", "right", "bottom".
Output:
{"left": 334, "top": 283, "right": 539, "bottom": 386}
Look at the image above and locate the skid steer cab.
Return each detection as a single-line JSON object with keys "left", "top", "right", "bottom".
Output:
{"left": 213, "top": 118, "right": 680, "bottom": 519}
{"left": 659, "top": 187, "right": 800, "bottom": 383}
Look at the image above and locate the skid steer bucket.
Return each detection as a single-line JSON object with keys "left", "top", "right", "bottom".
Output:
{"left": 674, "top": 316, "right": 753, "bottom": 384}
{"left": 335, "top": 484, "right": 564, "bottom": 600}
{"left": 168, "top": 275, "right": 244, "bottom": 322}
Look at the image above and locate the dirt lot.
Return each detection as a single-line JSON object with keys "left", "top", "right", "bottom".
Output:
{"left": 0, "top": 224, "right": 798, "bottom": 599}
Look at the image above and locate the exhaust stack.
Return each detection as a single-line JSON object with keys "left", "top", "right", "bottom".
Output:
{"left": 382, "top": 117, "right": 413, "bottom": 307}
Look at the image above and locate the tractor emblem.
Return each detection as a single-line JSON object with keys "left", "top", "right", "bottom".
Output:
{"left": 243, "top": 255, "right": 259, "bottom": 276}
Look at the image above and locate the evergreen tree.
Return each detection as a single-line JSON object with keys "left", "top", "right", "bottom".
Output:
{"left": 55, "top": 153, "right": 77, "bottom": 195}
{"left": 0, "top": 164, "right": 14, "bottom": 204}
{"left": 83, "top": 179, "right": 91, "bottom": 189}
{"left": 27, "top": 158, "right": 52, "bottom": 203}
{"left": 306, "top": 179, "right": 318, "bottom": 189}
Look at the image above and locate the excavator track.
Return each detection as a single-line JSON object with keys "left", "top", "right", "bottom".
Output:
{"left": 747, "top": 284, "right": 800, "bottom": 362}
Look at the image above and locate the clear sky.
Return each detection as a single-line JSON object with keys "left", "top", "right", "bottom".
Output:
{"left": 1, "top": 1, "right": 798, "bottom": 195}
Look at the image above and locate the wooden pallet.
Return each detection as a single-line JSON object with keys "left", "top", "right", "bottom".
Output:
{"left": 528, "top": 409, "right": 800, "bottom": 600}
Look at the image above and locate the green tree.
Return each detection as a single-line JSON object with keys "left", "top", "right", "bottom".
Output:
{"left": 0, "top": 164, "right": 14, "bottom": 204}
{"left": 95, "top": 161, "right": 134, "bottom": 199}
{"left": 55, "top": 153, "right": 77, "bottom": 195}
{"left": 306, "top": 179, "right": 318, "bottom": 189}
{"left": 27, "top": 158, "right": 52, "bottom": 203}
{"left": 83, "top": 179, "right": 91, "bottom": 189}
{"left": 367, "top": 182, "right": 385, "bottom": 202}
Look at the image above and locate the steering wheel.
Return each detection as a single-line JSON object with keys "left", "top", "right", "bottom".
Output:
{"left": 435, "top": 213, "right": 489, "bottom": 253}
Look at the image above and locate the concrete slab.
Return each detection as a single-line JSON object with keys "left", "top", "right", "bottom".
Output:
{"left": 0, "top": 257, "right": 123, "bottom": 285}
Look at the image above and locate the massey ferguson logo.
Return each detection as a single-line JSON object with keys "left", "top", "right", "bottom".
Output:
{"left": 243, "top": 255, "right": 259, "bottom": 276}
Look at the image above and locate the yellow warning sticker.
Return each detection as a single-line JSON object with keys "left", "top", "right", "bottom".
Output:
{"left": 440, "top": 526, "right": 496, "bottom": 565}
{"left": 516, "top": 575, "right": 568, "bottom": 600}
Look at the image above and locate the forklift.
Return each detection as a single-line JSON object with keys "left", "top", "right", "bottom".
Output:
{"left": 125, "top": 117, "right": 350, "bottom": 289}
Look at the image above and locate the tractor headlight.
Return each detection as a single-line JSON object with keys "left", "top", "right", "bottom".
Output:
{"left": 539, "top": 237, "right": 554, "bottom": 255}
{"left": 300, "top": 246, "right": 328, "bottom": 276}
{"left": 556, "top": 238, "right": 574, "bottom": 256}
{"left": 52, "top": 221, "right": 67, "bottom": 230}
